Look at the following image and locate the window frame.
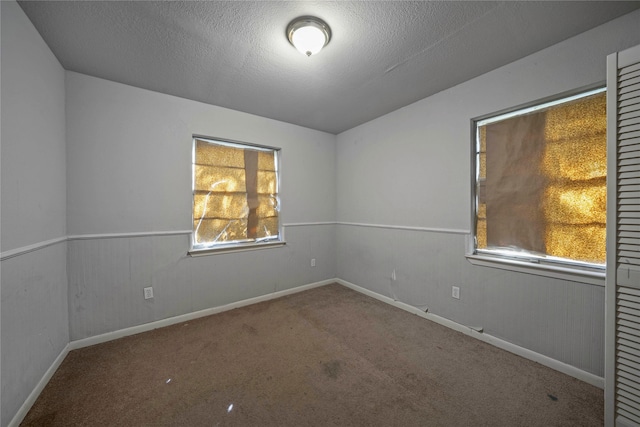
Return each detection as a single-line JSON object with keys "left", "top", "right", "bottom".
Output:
{"left": 466, "top": 84, "right": 606, "bottom": 286}
{"left": 188, "top": 135, "right": 285, "bottom": 256}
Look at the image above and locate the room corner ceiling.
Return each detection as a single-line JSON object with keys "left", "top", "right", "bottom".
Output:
{"left": 17, "top": 1, "right": 640, "bottom": 134}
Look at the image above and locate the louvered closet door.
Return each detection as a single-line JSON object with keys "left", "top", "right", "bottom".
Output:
{"left": 606, "top": 43, "right": 640, "bottom": 427}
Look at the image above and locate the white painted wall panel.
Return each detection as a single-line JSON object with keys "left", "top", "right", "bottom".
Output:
{"left": 1, "top": 245, "right": 69, "bottom": 427}
{"left": 0, "top": 2, "right": 69, "bottom": 426}
{"left": 335, "top": 10, "right": 640, "bottom": 377}
{"left": 0, "top": 0, "right": 66, "bottom": 251}
{"left": 65, "top": 72, "right": 336, "bottom": 235}
{"left": 68, "top": 225, "right": 336, "bottom": 340}
{"left": 336, "top": 225, "right": 605, "bottom": 375}
{"left": 64, "top": 72, "right": 337, "bottom": 341}
{"left": 337, "top": 9, "right": 640, "bottom": 231}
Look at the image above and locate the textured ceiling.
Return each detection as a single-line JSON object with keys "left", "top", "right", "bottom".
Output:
{"left": 18, "top": 1, "right": 640, "bottom": 134}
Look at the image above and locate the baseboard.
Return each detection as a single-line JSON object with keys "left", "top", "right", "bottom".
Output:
{"left": 336, "top": 278, "right": 604, "bottom": 389}
{"left": 69, "top": 279, "right": 336, "bottom": 351}
{"left": 8, "top": 344, "right": 70, "bottom": 427}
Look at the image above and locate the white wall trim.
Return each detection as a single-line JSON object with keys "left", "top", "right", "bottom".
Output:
{"left": 8, "top": 344, "right": 70, "bottom": 427}
{"left": 283, "top": 222, "right": 336, "bottom": 227}
{"left": 68, "top": 278, "right": 336, "bottom": 350}
{"left": 1, "top": 223, "right": 469, "bottom": 261}
{"left": 0, "top": 231, "right": 193, "bottom": 260}
{"left": 337, "top": 221, "right": 469, "bottom": 235}
{"left": 67, "top": 230, "right": 192, "bottom": 241}
{"left": 335, "top": 278, "right": 604, "bottom": 389}
{"left": 0, "top": 236, "right": 67, "bottom": 261}
{"left": 2, "top": 225, "right": 341, "bottom": 260}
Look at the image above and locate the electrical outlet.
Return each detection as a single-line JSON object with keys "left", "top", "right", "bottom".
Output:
{"left": 311, "top": 258, "right": 316, "bottom": 267}
{"left": 144, "top": 287, "right": 154, "bottom": 300}
{"left": 452, "top": 286, "right": 460, "bottom": 299}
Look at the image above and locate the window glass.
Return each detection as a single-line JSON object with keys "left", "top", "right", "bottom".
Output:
{"left": 192, "top": 137, "right": 281, "bottom": 251}
{"left": 474, "top": 88, "right": 606, "bottom": 267}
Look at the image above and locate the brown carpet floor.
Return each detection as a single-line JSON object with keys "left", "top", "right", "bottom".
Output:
{"left": 21, "top": 283, "right": 603, "bottom": 426}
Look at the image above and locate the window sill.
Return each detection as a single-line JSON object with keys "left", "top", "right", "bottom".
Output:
{"left": 465, "top": 253, "right": 605, "bottom": 286}
{"left": 188, "top": 241, "right": 286, "bottom": 257}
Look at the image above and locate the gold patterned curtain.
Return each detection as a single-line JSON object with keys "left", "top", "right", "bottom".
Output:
{"left": 193, "top": 139, "right": 279, "bottom": 245}
{"left": 477, "top": 91, "right": 606, "bottom": 264}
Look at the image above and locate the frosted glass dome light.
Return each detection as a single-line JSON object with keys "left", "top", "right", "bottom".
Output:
{"left": 287, "top": 16, "right": 331, "bottom": 57}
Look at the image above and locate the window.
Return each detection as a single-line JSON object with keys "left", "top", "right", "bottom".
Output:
{"left": 191, "top": 136, "right": 282, "bottom": 254}
{"left": 471, "top": 87, "right": 606, "bottom": 275}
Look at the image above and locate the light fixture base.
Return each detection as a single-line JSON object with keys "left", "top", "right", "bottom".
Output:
{"left": 286, "top": 16, "right": 331, "bottom": 57}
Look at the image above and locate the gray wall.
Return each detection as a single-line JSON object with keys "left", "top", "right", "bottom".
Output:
{"left": 4, "top": 2, "right": 640, "bottom": 425}
{"left": 65, "top": 72, "right": 337, "bottom": 340}
{"left": 335, "top": 9, "right": 640, "bottom": 377}
{"left": 1, "top": 2, "right": 69, "bottom": 426}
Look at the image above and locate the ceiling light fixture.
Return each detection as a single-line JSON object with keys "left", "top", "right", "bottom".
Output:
{"left": 287, "top": 16, "right": 331, "bottom": 57}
